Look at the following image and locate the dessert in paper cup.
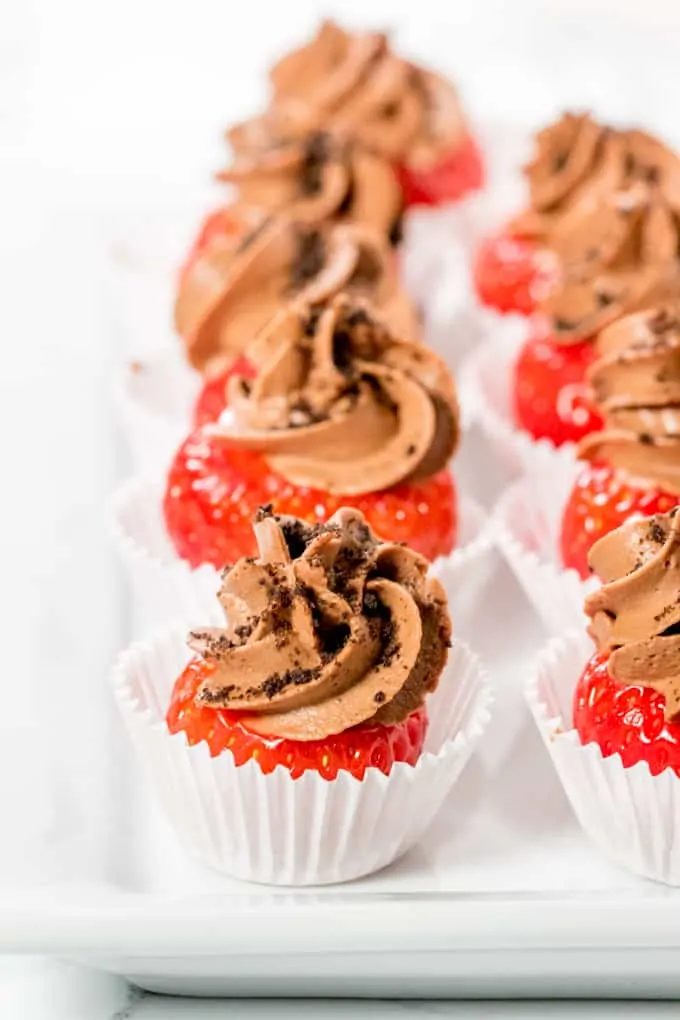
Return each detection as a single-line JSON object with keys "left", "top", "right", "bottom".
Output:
{"left": 498, "top": 304, "right": 680, "bottom": 633}
{"left": 469, "top": 113, "right": 680, "bottom": 463}
{"left": 527, "top": 509, "right": 680, "bottom": 885}
{"left": 113, "top": 507, "right": 492, "bottom": 885}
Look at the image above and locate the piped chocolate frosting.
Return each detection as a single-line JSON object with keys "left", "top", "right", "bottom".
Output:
{"left": 214, "top": 294, "right": 459, "bottom": 495}
{"left": 188, "top": 506, "right": 451, "bottom": 740}
{"left": 580, "top": 304, "right": 680, "bottom": 493}
{"left": 585, "top": 508, "right": 680, "bottom": 721}
{"left": 175, "top": 217, "right": 420, "bottom": 375}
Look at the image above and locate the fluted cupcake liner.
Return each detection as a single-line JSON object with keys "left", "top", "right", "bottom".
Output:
{"left": 461, "top": 317, "right": 579, "bottom": 480}
{"left": 493, "top": 452, "right": 595, "bottom": 635}
{"left": 112, "top": 625, "right": 492, "bottom": 886}
{"left": 526, "top": 630, "right": 680, "bottom": 886}
{"left": 111, "top": 475, "right": 492, "bottom": 636}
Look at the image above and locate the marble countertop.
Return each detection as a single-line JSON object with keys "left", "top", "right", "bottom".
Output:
{"left": 1, "top": 959, "right": 678, "bottom": 1018}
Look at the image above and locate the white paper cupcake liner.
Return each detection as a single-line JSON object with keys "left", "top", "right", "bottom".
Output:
{"left": 526, "top": 630, "right": 680, "bottom": 886}
{"left": 493, "top": 452, "right": 597, "bottom": 635}
{"left": 113, "top": 347, "right": 200, "bottom": 474}
{"left": 461, "top": 319, "right": 579, "bottom": 480}
{"left": 111, "top": 474, "right": 492, "bottom": 636}
{"left": 112, "top": 624, "right": 492, "bottom": 886}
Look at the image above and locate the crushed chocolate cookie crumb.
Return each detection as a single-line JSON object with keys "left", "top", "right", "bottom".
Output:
{"left": 373, "top": 690, "right": 386, "bottom": 704}
{"left": 649, "top": 518, "right": 666, "bottom": 544}
{"left": 254, "top": 504, "right": 274, "bottom": 523}
{"left": 197, "top": 683, "right": 236, "bottom": 704}
{"left": 639, "top": 433, "right": 654, "bottom": 445}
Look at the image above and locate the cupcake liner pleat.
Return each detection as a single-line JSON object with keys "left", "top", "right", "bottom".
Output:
{"left": 526, "top": 630, "right": 680, "bottom": 886}
{"left": 461, "top": 321, "right": 579, "bottom": 479}
{"left": 113, "top": 626, "right": 492, "bottom": 886}
{"left": 111, "top": 474, "right": 492, "bottom": 635}
{"left": 494, "top": 454, "right": 596, "bottom": 635}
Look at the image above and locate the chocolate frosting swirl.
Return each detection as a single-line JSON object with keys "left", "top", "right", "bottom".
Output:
{"left": 580, "top": 304, "right": 680, "bottom": 493}
{"left": 585, "top": 508, "right": 680, "bottom": 721}
{"left": 539, "top": 181, "right": 680, "bottom": 344}
{"left": 219, "top": 131, "right": 403, "bottom": 239}
{"left": 214, "top": 295, "right": 459, "bottom": 495}
{"left": 232, "top": 20, "right": 465, "bottom": 167}
{"left": 175, "top": 217, "right": 420, "bottom": 375}
{"left": 188, "top": 506, "right": 451, "bottom": 740}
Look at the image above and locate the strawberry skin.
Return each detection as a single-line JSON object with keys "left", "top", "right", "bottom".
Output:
{"left": 560, "top": 463, "right": 679, "bottom": 580}
{"left": 163, "top": 425, "right": 458, "bottom": 569}
{"left": 167, "top": 656, "right": 428, "bottom": 780}
{"left": 574, "top": 651, "right": 680, "bottom": 777}
{"left": 474, "top": 230, "right": 557, "bottom": 316}
{"left": 513, "top": 320, "right": 603, "bottom": 447}
{"left": 396, "top": 133, "right": 484, "bottom": 207}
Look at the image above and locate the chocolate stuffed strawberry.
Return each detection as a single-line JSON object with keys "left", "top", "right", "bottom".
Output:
{"left": 574, "top": 509, "right": 680, "bottom": 777}
{"left": 167, "top": 506, "right": 451, "bottom": 779}
{"left": 514, "top": 179, "right": 680, "bottom": 447}
{"left": 561, "top": 305, "right": 680, "bottom": 577}
{"left": 165, "top": 295, "right": 460, "bottom": 567}
{"left": 232, "top": 20, "right": 483, "bottom": 209}
{"left": 474, "top": 113, "right": 680, "bottom": 318}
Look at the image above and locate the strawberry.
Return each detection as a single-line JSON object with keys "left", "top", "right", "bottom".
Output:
{"left": 164, "top": 425, "right": 458, "bottom": 569}
{"left": 573, "top": 651, "right": 680, "bottom": 777}
{"left": 473, "top": 230, "right": 557, "bottom": 315}
{"left": 192, "top": 356, "right": 257, "bottom": 427}
{"left": 396, "top": 133, "right": 484, "bottom": 208}
{"left": 167, "top": 656, "right": 428, "bottom": 780}
{"left": 513, "top": 320, "right": 603, "bottom": 446}
{"left": 560, "top": 463, "right": 679, "bottom": 579}
{"left": 178, "top": 206, "right": 251, "bottom": 288}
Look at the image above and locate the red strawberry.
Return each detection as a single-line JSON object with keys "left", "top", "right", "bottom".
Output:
{"left": 560, "top": 463, "right": 679, "bottom": 579}
{"left": 396, "top": 133, "right": 484, "bottom": 208}
{"left": 178, "top": 206, "right": 251, "bottom": 288}
{"left": 513, "top": 319, "right": 603, "bottom": 446}
{"left": 574, "top": 651, "right": 680, "bottom": 777}
{"left": 167, "top": 656, "right": 428, "bottom": 780}
{"left": 473, "top": 230, "right": 558, "bottom": 315}
{"left": 192, "top": 356, "right": 257, "bottom": 427}
{"left": 164, "top": 425, "right": 458, "bottom": 569}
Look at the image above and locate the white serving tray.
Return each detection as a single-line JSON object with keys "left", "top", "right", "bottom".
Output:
{"left": 5, "top": 9, "right": 680, "bottom": 998}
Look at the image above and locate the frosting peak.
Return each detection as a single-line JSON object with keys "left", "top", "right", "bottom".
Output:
{"left": 218, "top": 131, "right": 403, "bottom": 239}
{"left": 189, "top": 506, "right": 451, "bottom": 740}
{"left": 585, "top": 509, "right": 680, "bottom": 721}
{"left": 214, "top": 295, "right": 459, "bottom": 495}
{"left": 579, "top": 304, "right": 680, "bottom": 493}
{"left": 234, "top": 20, "right": 465, "bottom": 167}
{"left": 175, "top": 217, "right": 420, "bottom": 374}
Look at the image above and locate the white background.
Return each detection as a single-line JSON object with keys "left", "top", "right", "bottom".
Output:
{"left": 3, "top": 0, "right": 680, "bottom": 1015}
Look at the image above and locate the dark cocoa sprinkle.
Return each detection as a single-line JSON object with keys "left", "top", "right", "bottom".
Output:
{"left": 654, "top": 604, "right": 676, "bottom": 624}
{"left": 254, "top": 504, "right": 274, "bottom": 523}
{"left": 280, "top": 517, "right": 316, "bottom": 559}
{"left": 406, "top": 443, "right": 417, "bottom": 455}
{"left": 595, "top": 291, "right": 614, "bottom": 308}
{"left": 198, "top": 684, "right": 236, "bottom": 704}
{"left": 303, "top": 306, "right": 323, "bottom": 336}
{"left": 259, "top": 666, "right": 321, "bottom": 699}
{"left": 300, "top": 131, "right": 331, "bottom": 196}
{"left": 649, "top": 519, "right": 666, "bottom": 544}
{"left": 377, "top": 620, "right": 398, "bottom": 669}
{"left": 234, "top": 622, "right": 254, "bottom": 641}
{"left": 388, "top": 211, "right": 405, "bottom": 247}
{"left": 373, "top": 691, "right": 386, "bottom": 704}
{"left": 337, "top": 181, "right": 355, "bottom": 216}
{"left": 553, "top": 152, "right": 568, "bottom": 173}
{"left": 191, "top": 630, "right": 236, "bottom": 657}
{"left": 346, "top": 307, "right": 371, "bottom": 328}
{"left": 332, "top": 329, "right": 354, "bottom": 376}
{"left": 554, "top": 317, "right": 578, "bottom": 333}
{"left": 291, "top": 230, "right": 326, "bottom": 289}
{"left": 639, "top": 433, "right": 654, "bottom": 445}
